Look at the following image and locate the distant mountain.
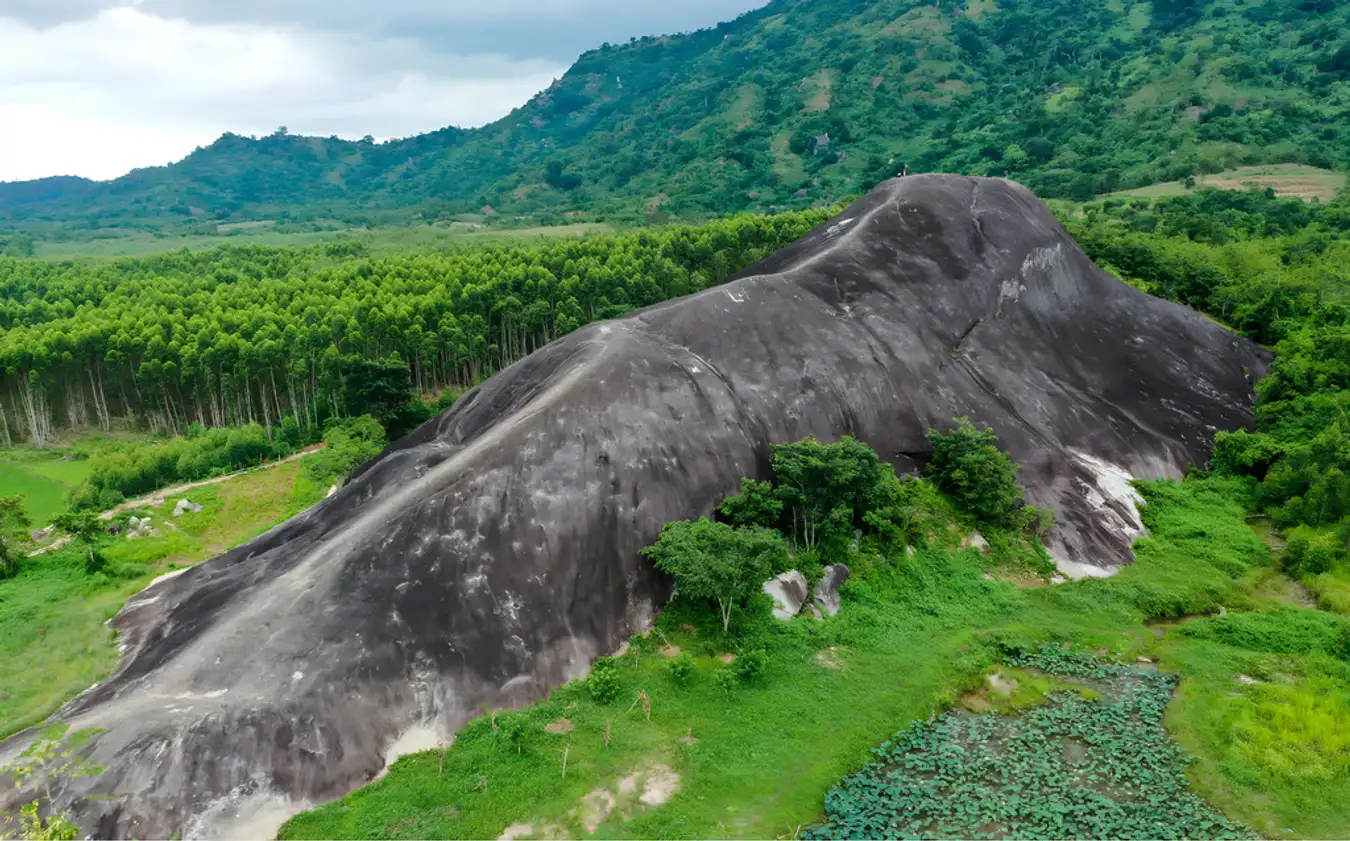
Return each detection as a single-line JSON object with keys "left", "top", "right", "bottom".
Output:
{"left": 3, "top": 0, "right": 1348, "bottom": 233}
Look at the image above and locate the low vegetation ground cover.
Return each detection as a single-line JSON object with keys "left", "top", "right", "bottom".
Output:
{"left": 807, "top": 645, "right": 1252, "bottom": 840}
{"left": 280, "top": 462, "right": 1350, "bottom": 840}
{"left": 0, "top": 456, "right": 328, "bottom": 740}
{"left": 0, "top": 450, "right": 95, "bottom": 527}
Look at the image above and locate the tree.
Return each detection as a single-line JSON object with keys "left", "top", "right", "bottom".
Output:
{"left": 771, "top": 436, "right": 891, "bottom": 552}
{"left": 717, "top": 478, "right": 783, "bottom": 529}
{"left": 640, "top": 518, "right": 788, "bottom": 633}
{"left": 342, "top": 356, "right": 412, "bottom": 427}
{"left": 925, "top": 418, "right": 1024, "bottom": 527}
{"left": 52, "top": 512, "right": 103, "bottom": 571}
{"left": 0, "top": 495, "right": 32, "bottom": 579}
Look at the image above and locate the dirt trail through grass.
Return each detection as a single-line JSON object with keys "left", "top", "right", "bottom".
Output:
{"left": 27, "top": 444, "right": 324, "bottom": 557}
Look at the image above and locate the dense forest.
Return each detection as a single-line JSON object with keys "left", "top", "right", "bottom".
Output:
{"left": 0, "top": 210, "right": 830, "bottom": 447}
{"left": 1, "top": 0, "right": 1346, "bottom": 233}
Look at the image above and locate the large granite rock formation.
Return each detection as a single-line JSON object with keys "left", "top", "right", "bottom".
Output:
{"left": 0, "top": 175, "right": 1269, "bottom": 839}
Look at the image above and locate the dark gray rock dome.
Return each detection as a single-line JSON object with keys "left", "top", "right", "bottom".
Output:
{"left": 0, "top": 175, "right": 1269, "bottom": 839}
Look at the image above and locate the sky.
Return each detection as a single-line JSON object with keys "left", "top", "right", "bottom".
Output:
{"left": 0, "top": 0, "right": 770, "bottom": 183}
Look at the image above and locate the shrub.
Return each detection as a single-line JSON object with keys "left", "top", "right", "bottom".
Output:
{"left": 925, "top": 418, "right": 1025, "bottom": 528}
{"left": 666, "top": 653, "right": 695, "bottom": 685}
{"left": 1283, "top": 527, "right": 1344, "bottom": 577}
{"left": 736, "top": 649, "right": 768, "bottom": 684}
{"left": 714, "top": 668, "right": 737, "bottom": 701}
{"left": 305, "top": 416, "right": 388, "bottom": 483}
{"left": 588, "top": 659, "right": 620, "bottom": 704}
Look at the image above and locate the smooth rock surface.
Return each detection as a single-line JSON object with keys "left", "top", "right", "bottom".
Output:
{"left": 763, "top": 570, "right": 809, "bottom": 620}
{"left": 0, "top": 175, "right": 1269, "bottom": 839}
{"left": 815, "top": 564, "right": 851, "bottom": 617}
{"left": 173, "top": 499, "right": 203, "bottom": 516}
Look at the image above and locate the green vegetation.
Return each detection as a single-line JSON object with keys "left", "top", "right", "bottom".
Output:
{"left": 0, "top": 495, "right": 30, "bottom": 578}
{"left": 1, "top": 724, "right": 103, "bottom": 841}
{"left": 0, "top": 210, "right": 828, "bottom": 447}
{"left": 641, "top": 520, "right": 790, "bottom": 632}
{"left": 280, "top": 454, "right": 1350, "bottom": 840}
{"left": 0, "top": 450, "right": 91, "bottom": 526}
{"left": 1103, "top": 164, "right": 1347, "bottom": 203}
{"left": 0, "top": 456, "right": 329, "bottom": 740}
{"left": 3, "top": 0, "right": 1347, "bottom": 236}
{"left": 807, "top": 646, "right": 1253, "bottom": 840}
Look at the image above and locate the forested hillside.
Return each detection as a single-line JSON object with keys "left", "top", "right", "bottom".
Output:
{"left": 0, "top": 210, "right": 830, "bottom": 447}
{"left": 2, "top": 0, "right": 1346, "bottom": 232}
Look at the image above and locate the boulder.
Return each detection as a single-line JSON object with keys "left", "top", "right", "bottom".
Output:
{"left": 172, "top": 499, "right": 203, "bottom": 517}
{"left": 0, "top": 175, "right": 1269, "bottom": 839}
{"left": 814, "top": 564, "right": 851, "bottom": 617}
{"left": 763, "top": 570, "right": 809, "bottom": 620}
{"left": 962, "top": 531, "right": 989, "bottom": 551}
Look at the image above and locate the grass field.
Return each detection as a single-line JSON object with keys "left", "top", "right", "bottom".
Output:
{"left": 0, "top": 451, "right": 92, "bottom": 526}
{"left": 30, "top": 222, "right": 620, "bottom": 261}
{"left": 281, "top": 477, "right": 1350, "bottom": 841}
{"left": 1104, "top": 164, "right": 1347, "bottom": 203}
{"left": 0, "top": 457, "right": 327, "bottom": 740}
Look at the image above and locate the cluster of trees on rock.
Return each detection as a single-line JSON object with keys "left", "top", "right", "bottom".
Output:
{"left": 644, "top": 429, "right": 1045, "bottom": 633}
{"left": 0, "top": 209, "right": 829, "bottom": 447}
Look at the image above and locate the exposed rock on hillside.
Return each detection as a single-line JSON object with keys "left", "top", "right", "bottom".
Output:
{"left": 0, "top": 175, "right": 1269, "bottom": 839}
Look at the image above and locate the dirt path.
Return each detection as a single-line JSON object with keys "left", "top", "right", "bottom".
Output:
{"left": 27, "top": 445, "right": 323, "bottom": 556}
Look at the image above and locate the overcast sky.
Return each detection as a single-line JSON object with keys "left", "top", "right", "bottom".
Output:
{"left": 0, "top": 0, "right": 770, "bottom": 183}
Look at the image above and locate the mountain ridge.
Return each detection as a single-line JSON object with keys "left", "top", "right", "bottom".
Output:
{"left": 2, "top": 0, "right": 1347, "bottom": 233}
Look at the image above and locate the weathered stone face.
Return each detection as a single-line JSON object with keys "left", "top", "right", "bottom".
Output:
{"left": 815, "top": 564, "right": 851, "bottom": 618}
{"left": 0, "top": 175, "right": 1269, "bottom": 840}
{"left": 764, "top": 570, "right": 810, "bottom": 619}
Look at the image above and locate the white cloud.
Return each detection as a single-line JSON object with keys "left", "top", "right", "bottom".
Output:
{"left": 0, "top": 7, "right": 565, "bottom": 181}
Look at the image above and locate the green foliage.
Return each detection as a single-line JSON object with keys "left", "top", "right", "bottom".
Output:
{"left": 341, "top": 355, "right": 413, "bottom": 429}
{"left": 0, "top": 494, "right": 31, "bottom": 579}
{"left": 807, "top": 646, "right": 1253, "bottom": 840}
{"left": 716, "top": 478, "right": 783, "bottom": 529}
{"left": 1175, "top": 608, "right": 1350, "bottom": 657}
{"left": 304, "top": 415, "right": 388, "bottom": 484}
{"left": 51, "top": 511, "right": 103, "bottom": 572}
{"left": 713, "top": 667, "right": 738, "bottom": 702}
{"left": 0, "top": 209, "right": 828, "bottom": 452}
{"left": 926, "top": 418, "right": 1025, "bottom": 529}
{"left": 2, "top": 723, "right": 104, "bottom": 841}
{"left": 586, "top": 659, "right": 621, "bottom": 705}
{"left": 1, "top": 457, "right": 326, "bottom": 741}
{"left": 771, "top": 436, "right": 893, "bottom": 556}
{"left": 735, "top": 648, "right": 768, "bottom": 684}
{"left": 3, "top": 0, "right": 1345, "bottom": 232}
{"left": 640, "top": 518, "right": 789, "bottom": 633}
{"left": 665, "top": 652, "right": 696, "bottom": 685}
{"left": 70, "top": 424, "right": 295, "bottom": 511}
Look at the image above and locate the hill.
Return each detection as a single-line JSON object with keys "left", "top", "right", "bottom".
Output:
{"left": 2, "top": 0, "right": 1347, "bottom": 234}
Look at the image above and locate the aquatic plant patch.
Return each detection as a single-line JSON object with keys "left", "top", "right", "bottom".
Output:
{"left": 807, "top": 645, "right": 1254, "bottom": 840}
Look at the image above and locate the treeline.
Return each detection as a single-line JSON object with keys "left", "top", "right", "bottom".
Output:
{"left": 0, "top": 209, "right": 831, "bottom": 447}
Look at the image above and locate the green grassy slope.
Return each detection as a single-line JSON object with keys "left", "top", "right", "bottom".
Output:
{"left": 3, "top": 0, "right": 1347, "bottom": 233}
{"left": 0, "top": 451, "right": 92, "bottom": 526}
{"left": 280, "top": 477, "right": 1350, "bottom": 840}
{"left": 0, "top": 458, "right": 327, "bottom": 740}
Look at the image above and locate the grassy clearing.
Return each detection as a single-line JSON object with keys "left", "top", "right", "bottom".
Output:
{"left": 0, "top": 449, "right": 94, "bottom": 526}
{"left": 1103, "top": 164, "right": 1346, "bottom": 203}
{"left": 0, "top": 458, "right": 326, "bottom": 739}
{"left": 281, "top": 476, "right": 1350, "bottom": 840}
